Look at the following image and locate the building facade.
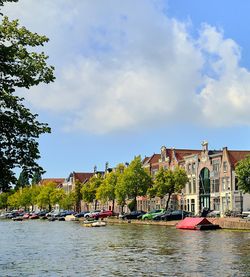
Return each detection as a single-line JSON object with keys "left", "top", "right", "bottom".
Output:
{"left": 142, "top": 142, "right": 250, "bottom": 216}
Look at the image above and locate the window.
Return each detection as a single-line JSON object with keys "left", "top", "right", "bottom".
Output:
{"left": 226, "top": 177, "right": 230, "bottom": 190}
{"left": 152, "top": 169, "right": 158, "bottom": 176}
{"left": 192, "top": 163, "right": 195, "bottom": 174}
{"left": 223, "top": 161, "right": 228, "bottom": 172}
{"left": 191, "top": 199, "right": 195, "bottom": 213}
{"left": 213, "top": 162, "right": 219, "bottom": 172}
{"left": 193, "top": 178, "right": 196, "bottom": 193}
{"left": 235, "top": 177, "right": 239, "bottom": 191}
{"left": 222, "top": 177, "right": 226, "bottom": 191}
{"left": 187, "top": 199, "right": 190, "bottom": 211}
{"left": 215, "top": 179, "right": 219, "bottom": 192}
{"left": 188, "top": 180, "right": 192, "bottom": 194}
{"left": 211, "top": 179, "right": 220, "bottom": 193}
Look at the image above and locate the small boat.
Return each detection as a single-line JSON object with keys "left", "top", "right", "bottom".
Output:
{"left": 82, "top": 220, "right": 106, "bottom": 227}
{"left": 12, "top": 217, "right": 23, "bottom": 221}
{"left": 176, "top": 217, "right": 220, "bottom": 230}
{"left": 65, "top": 214, "right": 78, "bottom": 221}
{"left": 91, "top": 221, "right": 106, "bottom": 227}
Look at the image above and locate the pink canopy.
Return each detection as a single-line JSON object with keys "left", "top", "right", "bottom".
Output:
{"left": 176, "top": 217, "right": 213, "bottom": 230}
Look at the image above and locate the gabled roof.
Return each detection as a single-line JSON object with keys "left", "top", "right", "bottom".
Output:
{"left": 228, "top": 150, "right": 250, "bottom": 168}
{"left": 40, "top": 178, "right": 64, "bottom": 187}
{"left": 173, "top": 149, "right": 200, "bottom": 161}
{"left": 148, "top": 154, "right": 161, "bottom": 164}
{"left": 73, "top": 172, "right": 94, "bottom": 183}
{"left": 142, "top": 156, "right": 151, "bottom": 165}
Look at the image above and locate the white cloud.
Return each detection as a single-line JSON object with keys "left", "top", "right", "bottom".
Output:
{"left": 2, "top": 0, "right": 250, "bottom": 134}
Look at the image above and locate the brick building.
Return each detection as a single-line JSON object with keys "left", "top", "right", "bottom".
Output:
{"left": 142, "top": 142, "right": 250, "bottom": 216}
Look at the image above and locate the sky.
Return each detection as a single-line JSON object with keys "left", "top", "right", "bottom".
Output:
{"left": 2, "top": 0, "right": 250, "bottom": 178}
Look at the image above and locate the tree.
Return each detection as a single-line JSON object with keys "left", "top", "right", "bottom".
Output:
{"left": 60, "top": 191, "right": 75, "bottom": 211}
{"left": 29, "top": 185, "right": 41, "bottom": 210}
{"left": 0, "top": 191, "right": 10, "bottom": 209}
{"left": 0, "top": 10, "right": 55, "bottom": 191}
{"left": 74, "top": 180, "right": 83, "bottom": 212}
{"left": 16, "top": 170, "right": 30, "bottom": 190}
{"left": 36, "top": 182, "right": 56, "bottom": 210}
{"left": 7, "top": 189, "right": 21, "bottom": 209}
{"left": 235, "top": 155, "right": 250, "bottom": 193}
{"left": 50, "top": 188, "right": 66, "bottom": 208}
{"left": 18, "top": 186, "right": 32, "bottom": 210}
{"left": 31, "top": 171, "right": 42, "bottom": 185}
{"left": 96, "top": 169, "right": 120, "bottom": 211}
{"left": 81, "top": 174, "right": 102, "bottom": 210}
{"left": 149, "top": 167, "right": 188, "bottom": 210}
{"left": 117, "top": 156, "right": 151, "bottom": 211}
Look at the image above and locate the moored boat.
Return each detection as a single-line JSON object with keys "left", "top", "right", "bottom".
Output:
{"left": 91, "top": 221, "right": 106, "bottom": 227}
{"left": 65, "top": 214, "right": 77, "bottom": 221}
{"left": 12, "top": 217, "right": 23, "bottom": 221}
{"left": 82, "top": 220, "right": 107, "bottom": 227}
{"left": 176, "top": 217, "right": 220, "bottom": 230}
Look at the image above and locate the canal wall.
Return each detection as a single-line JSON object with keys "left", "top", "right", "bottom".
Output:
{"left": 106, "top": 217, "right": 250, "bottom": 230}
{"left": 209, "top": 217, "right": 250, "bottom": 230}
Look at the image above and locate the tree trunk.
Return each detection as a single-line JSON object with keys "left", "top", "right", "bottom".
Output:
{"left": 134, "top": 196, "right": 137, "bottom": 211}
{"left": 94, "top": 199, "right": 97, "bottom": 210}
{"left": 165, "top": 193, "right": 172, "bottom": 210}
{"left": 112, "top": 199, "right": 115, "bottom": 211}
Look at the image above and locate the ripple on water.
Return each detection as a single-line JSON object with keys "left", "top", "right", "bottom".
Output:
{"left": 0, "top": 221, "right": 250, "bottom": 276}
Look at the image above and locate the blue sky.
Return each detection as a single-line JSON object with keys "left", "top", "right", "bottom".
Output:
{"left": 3, "top": 0, "right": 250, "bottom": 178}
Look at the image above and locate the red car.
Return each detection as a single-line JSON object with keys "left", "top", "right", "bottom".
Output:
{"left": 92, "top": 210, "right": 113, "bottom": 219}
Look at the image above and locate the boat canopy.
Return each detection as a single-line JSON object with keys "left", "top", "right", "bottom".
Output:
{"left": 176, "top": 217, "right": 213, "bottom": 230}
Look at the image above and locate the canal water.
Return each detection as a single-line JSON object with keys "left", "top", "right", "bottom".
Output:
{"left": 0, "top": 220, "right": 250, "bottom": 277}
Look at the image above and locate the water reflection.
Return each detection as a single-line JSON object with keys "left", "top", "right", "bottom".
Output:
{"left": 0, "top": 221, "right": 250, "bottom": 276}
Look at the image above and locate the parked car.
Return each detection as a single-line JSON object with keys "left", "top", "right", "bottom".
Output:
{"left": 158, "top": 210, "right": 191, "bottom": 221}
{"left": 207, "top": 210, "right": 221, "bottom": 218}
{"left": 35, "top": 210, "right": 48, "bottom": 217}
{"left": 84, "top": 210, "right": 101, "bottom": 218}
{"left": 142, "top": 209, "right": 165, "bottom": 220}
{"left": 91, "top": 210, "right": 113, "bottom": 219}
{"left": 120, "top": 210, "right": 146, "bottom": 220}
{"left": 75, "top": 211, "right": 90, "bottom": 218}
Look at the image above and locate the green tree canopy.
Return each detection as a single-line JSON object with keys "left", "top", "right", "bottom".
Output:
{"left": 148, "top": 166, "right": 188, "bottom": 210}
{"left": 96, "top": 165, "right": 124, "bottom": 211}
{"left": 50, "top": 188, "right": 66, "bottom": 207}
{"left": 31, "top": 171, "right": 42, "bottom": 185}
{"left": 0, "top": 10, "right": 55, "bottom": 191}
{"left": 235, "top": 155, "right": 250, "bottom": 193}
{"left": 117, "top": 156, "right": 151, "bottom": 211}
{"left": 81, "top": 174, "right": 103, "bottom": 210}
{"left": 0, "top": 191, "right": 10, "bottom": 209}
{"left": 60, "top": 191, "right": 75, "bottom": 211}
{"left": 74, "top": 180, "right": 83, "bottom": 212}
{"left": 16, "top": 169, "right": 30, "bottom": 190}
{"left": 36, "top": 182, "right": 56, "bottom": 211}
